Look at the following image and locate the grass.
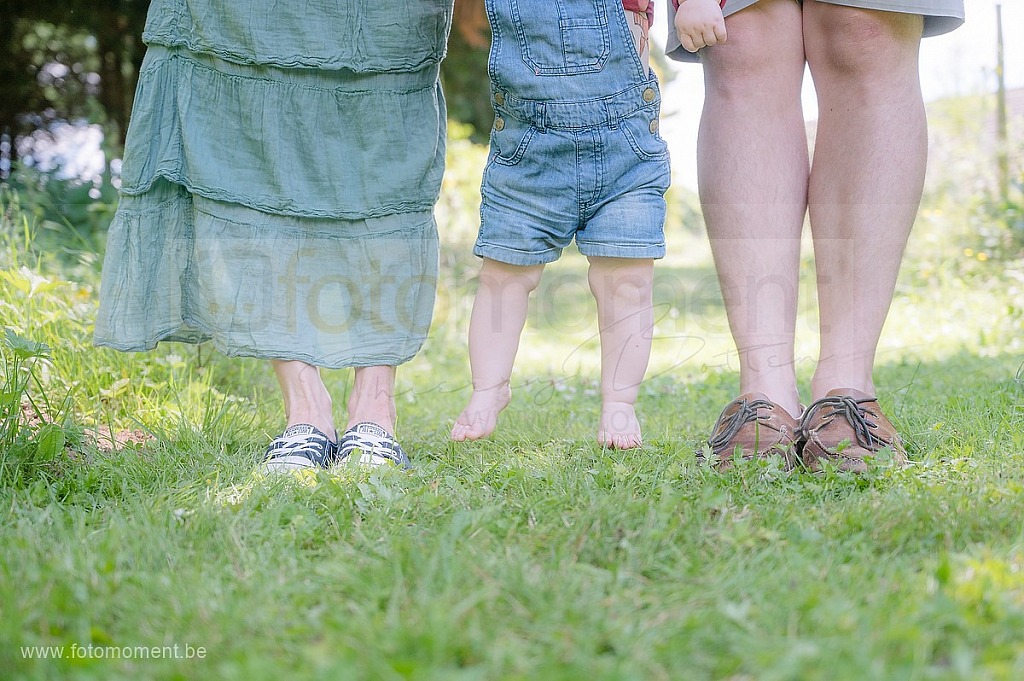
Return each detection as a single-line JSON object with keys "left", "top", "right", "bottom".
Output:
{"left": 1, "top": 125, "right": 1023, "bottom": 680}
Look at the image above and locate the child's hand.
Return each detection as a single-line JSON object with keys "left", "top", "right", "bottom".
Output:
{"left": 675, "top": 0, "right": 727, "bottom": 53}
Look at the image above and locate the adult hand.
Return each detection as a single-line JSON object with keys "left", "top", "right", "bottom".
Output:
{"left": 675, "top": 0, "right": 727, "bottom": 53}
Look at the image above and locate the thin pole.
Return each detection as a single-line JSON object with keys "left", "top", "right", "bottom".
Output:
{"left": 996, "top": 3, "right": 1008, "bottom": 204}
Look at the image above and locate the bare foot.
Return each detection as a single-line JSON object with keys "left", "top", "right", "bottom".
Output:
{"left": 598, "top": 401, "right": 643, "bottom": 449}
{"left": 451, "top": 384, "right": 512, "bottom": 441}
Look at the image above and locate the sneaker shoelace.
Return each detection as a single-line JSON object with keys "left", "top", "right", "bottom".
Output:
{"left": 801, "top": 395, "right": 886, "bottom": 450}
{"left": 265, "top": 428, "right": 334, "bottom": 466}
{"left": 707, "top": 397, "right": 775, "bottom": 453}
{"left": 338, "top": 426, "right": 406, "bottom": 467}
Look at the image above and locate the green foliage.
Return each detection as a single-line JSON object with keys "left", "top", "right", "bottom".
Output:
{"left": 924, "top": 92, "right": 1024, "bottom": 262}
{"left": 977, "top": 169, "right": 1024, "bottom": 255}
{"left": 0, "top": 326, "right": 56, "bottom": 483}
{"left": 0, "top": 209, "right": 77, "bottom": 488}
{"left": 440, "top": 33, "right": 493, "bottom": 143}
{"left": 4, "top": 166, "right": 118, "bottom": 248}
{"left": 13, "top": 19, "right": 105, "bottom": 124}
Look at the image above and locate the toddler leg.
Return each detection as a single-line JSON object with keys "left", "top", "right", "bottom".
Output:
{"left": 451, "top": 258, "right": 545, "bottom": 441}
{"left": 588, "top": 257, "right": 654, "bottom": 449}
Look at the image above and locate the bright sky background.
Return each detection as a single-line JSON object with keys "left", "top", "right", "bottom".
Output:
{"left": 660, "top": 0, "right": 1024, "bottom": 189}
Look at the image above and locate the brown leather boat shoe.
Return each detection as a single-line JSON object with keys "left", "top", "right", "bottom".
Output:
{"left": 702, "top": 393, "right": 800, "bottom": 470}
{"left": 798, "top": 388, "right": 907, "bottom": 473}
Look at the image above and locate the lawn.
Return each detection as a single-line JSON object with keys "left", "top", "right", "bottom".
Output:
{"left": 1, "top": 122, "right": 1023, "bottom": 680}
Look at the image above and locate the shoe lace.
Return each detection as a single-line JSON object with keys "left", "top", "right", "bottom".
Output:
{"left": 340, "top": 431, "right": 399, "bottom": 462}
{"left": 802, "top": 395, "right": 885, "bottom": 450}
{"left": 707, "top": 398, "right": 775, "bottom": 452}
{"left": 268, "top": 431, "right": 329, "bottom": 458}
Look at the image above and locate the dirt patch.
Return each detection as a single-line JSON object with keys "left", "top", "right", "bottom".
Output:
{"left": 89, "top": 426, "right": 155, "bottom": 453}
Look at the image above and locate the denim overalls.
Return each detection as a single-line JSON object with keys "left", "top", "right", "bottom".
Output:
{"left": 475, "top": 0, "right": 671, "bottom": 265}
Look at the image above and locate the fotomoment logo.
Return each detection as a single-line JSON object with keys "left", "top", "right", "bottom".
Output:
{"left": 21, "top": 643, "right": 207, "bottom": 660}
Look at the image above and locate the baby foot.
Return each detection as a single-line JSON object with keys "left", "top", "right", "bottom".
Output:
{"left": 598, "top": 401, "right": 643, "bottom": 449}
{"left": 451, "top": 384, "right": 512, "bottom": 441}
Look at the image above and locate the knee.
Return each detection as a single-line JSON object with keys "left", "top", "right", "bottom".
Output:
{"left": 701, "top": 8, "right": 804, "bottom": 105}
{"left": 517, "top": 266, "right": 546, "bottom": 294}
{"left": 703, "top": 41, "right": 787, "bottom": 103}
{"left": 479, "top": 259, "right": 544, "bottom": 295}
{"left": 590, "top": 267, "right": 653, "bottom": 308}
{"left": 619, "top": 275, "right": 653, "bottom": 304}
{"left": 617, "top": 278, "right": 653, "bottom": 313}
{"left": 807, "top": 9, "right": 922, "bottom": 83}
{"left": 703, "top": 62, "right": 761, "bottom": 105}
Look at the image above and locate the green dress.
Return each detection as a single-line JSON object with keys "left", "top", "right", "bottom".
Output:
{"left": 95, "top": 0, "right": 454, "bottom": 368}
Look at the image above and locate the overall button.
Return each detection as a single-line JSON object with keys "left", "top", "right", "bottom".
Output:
{"left": 494, "top": 92, "right": 505, "bottom": 106}
{"left": 494, "top": 117, "right": 505, "bottom": 131}
{"left": 648, "top": 118, "right": 659, "bottom": 134}
{"left": 642, "top": 87, "right": 656, "bottom": 103}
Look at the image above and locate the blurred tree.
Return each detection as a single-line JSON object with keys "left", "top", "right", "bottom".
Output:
{"left": 0, "top": 1, "right": 149, "bottom": 161}
{"left": 445, "top": 0, "right": 493, "bottom": 140}
{"left": 0, "top": 3, "right": 37, "bottom": 159}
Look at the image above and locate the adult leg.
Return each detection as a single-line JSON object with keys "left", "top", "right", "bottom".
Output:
{"left": 803, "top": 1, "right": 926, "bottom": 399}
{"left": 272, "top": 359, "right": 402, "bottom": 431}
{"left": 451, "top": 258, "right": 546, "bottom": 441}
{"left": 347, "top": 365, "right": 398, "bottom": 434}
{"left": 698, "top": 0, "right": 809, "bottom": 418}
{"left": 272, "top": 359, "right": 336, "bottom": 439}
{"left": 588, "top": 256, "right": 655, "bottom": 449}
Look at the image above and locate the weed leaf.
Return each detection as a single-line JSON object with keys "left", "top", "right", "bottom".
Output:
{"left": 35, "top": 423, "right": 66, "bottom": 461}
{"left": 3, "top": 327, "right": 51, "bottom": 360}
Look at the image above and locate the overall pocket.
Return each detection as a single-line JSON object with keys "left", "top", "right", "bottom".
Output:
{"left": 618, "top": 109, "right": 668, "bottom": 162}
{"left": 509, "top": 0, "right": 610, "bottom": 76}
{"left": 489, "top": 114, "right": 537, "bottom": 166}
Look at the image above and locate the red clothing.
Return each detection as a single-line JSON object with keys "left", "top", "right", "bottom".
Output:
{"left": 671, "top": 0, "right": 727, "bottom": 8}
{"left": 622, "top": 0, "right": 655, "bottom": 27}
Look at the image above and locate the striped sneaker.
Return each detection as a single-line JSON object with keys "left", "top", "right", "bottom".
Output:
{"left": 336, "top": 422, "right": 411, "bottom": 469}
{"left": 262, "top": 424, "right": 338, "bottom": 473}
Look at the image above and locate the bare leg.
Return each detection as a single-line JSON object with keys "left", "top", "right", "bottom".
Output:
{"left": 698, "top": 0, "right": 808, "bottom": 417}
{"left": 272, "top": 359, "right": 336, "bottom": 440}
{"left": 346, "top": 365, "right": 397, "bottom": 434}
{"left": 803, "top": 2, "right": 926, "bottom": 400}
{"left": 451, "top": 258, "right": 545, "bottom": 441}
{"left": 588, "top": 256, "right": 654, "bottom": 449}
